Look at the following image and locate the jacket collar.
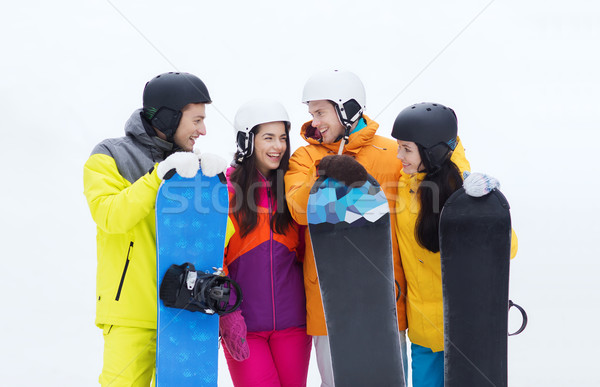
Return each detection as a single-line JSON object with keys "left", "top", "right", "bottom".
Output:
{"left": 400, "top": 171, "right": 428, "bottom": 194}
{"left": 299, "top": 114, "right": 379, "bottom": 155}
{"left": 226, "top": 166, "right": 273, "bottom": 209}
{"left": 125, "top": 109, "right": 175, "bottom": 154}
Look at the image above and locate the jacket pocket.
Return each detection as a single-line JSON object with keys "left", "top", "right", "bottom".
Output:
{"left": 115, "top": 241, "right": 134, "bottom": 301}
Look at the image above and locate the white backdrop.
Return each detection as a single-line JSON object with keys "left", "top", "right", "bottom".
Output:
{"left": 1, "top": 0, "right": 598, "bottom": 385}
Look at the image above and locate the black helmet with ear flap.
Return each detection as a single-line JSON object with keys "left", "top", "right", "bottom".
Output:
{"left": 391, "top": 102, "right": 458, "bottom": 172}
{"left": 142, "top": 72, "right": 211, "bottom": 140}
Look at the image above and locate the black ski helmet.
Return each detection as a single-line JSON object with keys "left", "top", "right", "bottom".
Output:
{"left": 391, "top": 102, "right": 458, "bottom": 172}
{"left": 142, "top": 72, "right": 212, "bottom": 140}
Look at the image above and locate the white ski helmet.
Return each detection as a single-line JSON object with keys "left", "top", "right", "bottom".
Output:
{"left": 233, "top": 99, "right": 291, "bottom": 163}
{"left": 301, "top": 69, "right": 366, "bottom": 128}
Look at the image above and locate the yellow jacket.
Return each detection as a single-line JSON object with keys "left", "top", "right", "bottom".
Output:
{"left": 84, "top": 110, "right": 181, "bottom": 329}
{"left": 394, "top": 146, "right": 518, "bottom": 351}
{"left": 84, "top": 152, "right": 162, "bottom": 329}
{"left": 285, "top": 115, "right": 407, "bottom": 336}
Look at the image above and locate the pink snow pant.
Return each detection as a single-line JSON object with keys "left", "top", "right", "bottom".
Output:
{"left": 223, "top": 326, "right": 312, "bottom": 387}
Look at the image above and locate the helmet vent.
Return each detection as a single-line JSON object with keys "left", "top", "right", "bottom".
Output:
{"left": 426, "top": 108, "right": 432, "bottom": 111}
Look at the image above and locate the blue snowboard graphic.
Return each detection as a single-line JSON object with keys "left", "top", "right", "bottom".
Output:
{"left": 155, "top": 169, "right": 229, "bottom": 386}
{"left": 307, "top": 175, "right": 405, "bottom": 387}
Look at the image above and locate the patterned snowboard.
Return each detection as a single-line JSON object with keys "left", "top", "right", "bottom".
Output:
{"left": 307, "top": 175, "right": 405, "bottom": 387}
{"left": 155, "top": 169, "right": 229, "bottom": 386}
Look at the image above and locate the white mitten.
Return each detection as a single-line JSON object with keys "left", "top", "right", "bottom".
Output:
{"left": 156, "top": 152, "right": 200, "bottom": 180}
{"left": 200, "top": 153, "right": 228, "bottom": 177}
{"left": 463, "top": 171, "right": 500, "bottom": 197}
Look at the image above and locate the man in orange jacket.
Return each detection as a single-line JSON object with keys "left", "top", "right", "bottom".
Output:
{"left": 284, "top": 69, "right": 408, "bottom": 386}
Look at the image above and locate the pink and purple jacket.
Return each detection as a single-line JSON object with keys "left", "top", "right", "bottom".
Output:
{"left": 224, "top": 167, "right": 307, "bottom": 332}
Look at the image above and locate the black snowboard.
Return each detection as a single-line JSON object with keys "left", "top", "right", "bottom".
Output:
{"left": 307, "top": 175, "right": 405, "bottom": 387}
{"left": 439, "top": 187, "right": 513, "bottom": 387}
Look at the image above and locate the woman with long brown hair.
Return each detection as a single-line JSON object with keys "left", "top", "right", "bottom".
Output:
{"left": 220, "top": 99, "right": 311, "bottom": 386}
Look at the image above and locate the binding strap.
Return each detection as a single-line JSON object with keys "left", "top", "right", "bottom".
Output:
{"left": 508, "top": 299, "right": 528, "bottom": 336}
{"left": 159, "top": 262, "right": 242, "bottom": 316}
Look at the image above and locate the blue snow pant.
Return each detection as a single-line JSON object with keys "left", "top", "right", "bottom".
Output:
{"left": 411, "top": 343, "right": 444, "bottom": 387}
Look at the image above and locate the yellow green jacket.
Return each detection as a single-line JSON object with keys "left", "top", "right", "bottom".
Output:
{"left": 394, "top": 141, "right": 518, "bottom": 351}
{"left": 84, "top": 110, "right": 173, "bottom": 329}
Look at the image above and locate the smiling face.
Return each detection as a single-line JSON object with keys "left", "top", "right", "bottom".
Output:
{"left": 172, "top": 103, "right": 206, "bottom": 151}
{"left": 253, "top": 121, "right": 288, "bottom": 177}
{"left": 307, "top": 100, "right": 345, "bottom": 144}
{"left": 396, "top": 140, "right": 424, "bottom": 174}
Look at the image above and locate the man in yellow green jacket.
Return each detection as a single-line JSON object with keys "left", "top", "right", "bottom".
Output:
{"left": 83, "top": 72, "right": 228, "bottom": 386}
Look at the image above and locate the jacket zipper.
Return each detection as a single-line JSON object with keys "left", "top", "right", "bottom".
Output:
{"left": 268, "top": 186, "right": 276, "bottom": 331}
{"left": 115, "top": 241, "right": 134, "bottom": 301}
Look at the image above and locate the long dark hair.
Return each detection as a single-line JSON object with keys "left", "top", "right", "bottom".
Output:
{"left": 415, "top": 149, "right": 463, "bottom": 253}
{"left": 229, "top": 123, "right": 293, "bottom": 238}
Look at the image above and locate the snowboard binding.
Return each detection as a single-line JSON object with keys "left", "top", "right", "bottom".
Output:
{"left": 159, "top": 262, "right": 242, "bottom": 316}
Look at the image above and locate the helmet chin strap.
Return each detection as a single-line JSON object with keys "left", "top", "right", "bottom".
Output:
{"left": 337, "top": 124, "right": 352, "bottom": 155}
{"left": 334, "top": 102, "right": 361, "bottom": 155}
{"left": 337, "top": 139, "right": 345, "bottom": 155}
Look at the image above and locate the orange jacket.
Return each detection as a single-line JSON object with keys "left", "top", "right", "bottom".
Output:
{"left": 285, "top": 115, "right": 407, "bottom": 336}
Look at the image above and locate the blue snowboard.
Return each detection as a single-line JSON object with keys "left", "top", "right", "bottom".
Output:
{"left": 307, "top": 175, "right": 405, "bottom": 387}
{"left": 155, "top": 169, "right": 229, "bottom": 386}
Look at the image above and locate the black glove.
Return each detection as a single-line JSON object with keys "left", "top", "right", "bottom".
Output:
{"left": 318, "top": 155, "right": 368, "bottom": 187}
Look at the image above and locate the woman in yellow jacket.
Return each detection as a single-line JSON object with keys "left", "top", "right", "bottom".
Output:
{"left": 390, "top": 102, "right": 517, "bottom": 387}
